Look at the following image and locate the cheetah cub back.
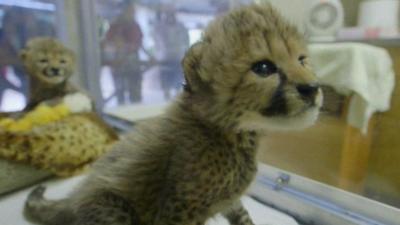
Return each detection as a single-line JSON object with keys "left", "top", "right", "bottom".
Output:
{"left": 24, "top": 3, "right": 322, "bottom": 225}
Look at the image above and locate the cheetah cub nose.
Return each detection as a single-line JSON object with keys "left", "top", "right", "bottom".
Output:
{"left": 296, "top": 84, "right": 320, "bottom": 100}
{"left": 51, "top": 67, "right": 60, "bottom": 75}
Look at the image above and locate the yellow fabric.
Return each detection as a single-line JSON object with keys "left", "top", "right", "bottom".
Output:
{"left": 0, "top": 104, "right": 71, "bottom": 132}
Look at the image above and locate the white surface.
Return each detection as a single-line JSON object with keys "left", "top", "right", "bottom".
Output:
{"left": 105, "top": 103, "right": 167, "bottom": 122}
{"left": 0, "top": 174, "right": 298, "bottom": 225}
{"left": 263, "top": 0, "right": 308, "bottom": 33}
{"left": 310, "top": 42, "right": 395, "bottom": 133}
{"left": 358, "top": 0, "right": 400, "bottom": 28}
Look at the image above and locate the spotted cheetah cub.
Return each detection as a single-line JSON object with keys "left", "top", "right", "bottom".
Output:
{"left": 25, "top": 3, "right": 322, "bottom": 225}
{"left": 20, "top": 37, "right": 79, "bottom": 111}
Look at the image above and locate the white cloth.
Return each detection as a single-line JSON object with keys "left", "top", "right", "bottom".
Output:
{"left": 63, "top": 92, "right": 92, "bottom": 113}
{"left": 309, "top": 43, "right": 395, "bottom": 134}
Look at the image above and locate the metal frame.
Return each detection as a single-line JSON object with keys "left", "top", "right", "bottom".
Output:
{"left": 249, "top": 164, "right": 400, "bottom": 225}
{"left": 55, "top": 0, "right": 67, "bottom": 42}
{"left": 78, "top": 0, "right": 103, "bottom": 110}
{"left": 54, "top": 0, "right": 101, "bottom": 96}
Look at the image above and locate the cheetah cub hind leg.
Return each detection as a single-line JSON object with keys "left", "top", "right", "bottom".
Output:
{"left": 73, "top": 192, "right": 140, "bottom": 225}
{"left": 25, "top": 186, "right": 140, "bottom": 225}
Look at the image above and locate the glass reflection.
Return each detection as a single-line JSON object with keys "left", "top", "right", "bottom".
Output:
{"left": 97, "top": 0, "right": 238, "bottom": 107}
{"left": 0, "top": 2, "right": 56, "bottom": 111}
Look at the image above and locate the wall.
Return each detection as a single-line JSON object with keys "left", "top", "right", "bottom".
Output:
{"left": 264, "top": 0, "right": 308, "bottom": 32}
{"left": 265, "top": 0, "right": 363, "bottom": 29}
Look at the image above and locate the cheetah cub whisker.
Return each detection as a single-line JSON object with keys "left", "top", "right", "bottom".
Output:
{"left": 24, "top": 3, "right": 322, "bottom": 225}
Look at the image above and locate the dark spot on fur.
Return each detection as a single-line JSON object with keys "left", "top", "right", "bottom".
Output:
{"left": 171, "top": 215, "right": 182, "bottom": 222}
{"left": 181, "top": 202, "right": 188, "bottom": 209}
{"left": 117, "top": 215, "right": 128, "bottom": 223}
{"left": 42, "top": 145, "right": 50, "bottom": 152}
{"left": 210, "top": 170, "right": 216, "bottom": 176}
{"left": 249, "top": 139, "right": 255, "bottom": 146}
{"left": 236, "top": 133, "right": 243, "bottom": 142}
{"left": 227, "top": 122, "right": 237, "bottom": 130}
{"left": 22, "top": 139, "right": 31, "bottom": 149}
{"left": 187, "top": 212, "right": 195, "bottom": 220}
{"left": 261, "top": 83, "right": 287, "bottom": 116}
{"left": 277, "top": 69, "right": 288, "bottom": 82}
{"left": 47, "top": 135, "right": 55, "bottom": 141}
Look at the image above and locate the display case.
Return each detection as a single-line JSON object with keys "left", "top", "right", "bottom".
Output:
{"left": 0, "top": 0, "right": 399, "bottom": 225}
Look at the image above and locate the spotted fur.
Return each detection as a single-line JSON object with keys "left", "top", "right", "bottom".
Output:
{"left": 24, "top": 3, "right": 322, "bottom": 225}
{"left": 0, "top": 113, "right": 117, "bottom": 176}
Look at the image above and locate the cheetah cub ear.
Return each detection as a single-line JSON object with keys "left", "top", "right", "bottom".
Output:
{"left": 182, "top": 42, "right": 210, "bottom": 94}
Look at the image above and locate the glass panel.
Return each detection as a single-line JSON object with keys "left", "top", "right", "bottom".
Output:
{"left": 95, "top": 0, "right": 252, "bottom": 108}
{"left": 255, "top": 0, "right": 400, "bottom": 209}
{"left": 92, "top": 0, "right": 400, "bottom": 210}
{"left": 258, "top": 89, "right": 400, "bottom": 208}
{"left": 0, "top": 0, "right": 57, "bottom": 111}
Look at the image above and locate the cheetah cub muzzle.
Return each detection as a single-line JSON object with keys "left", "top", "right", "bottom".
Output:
{"left": 24, "top": 3, "right": 322, "bottom": 225}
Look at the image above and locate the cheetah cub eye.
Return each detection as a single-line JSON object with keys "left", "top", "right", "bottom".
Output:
{"left": 39, "top": 58, "right": 48, "bottom": 64}
{"left": 251, "top": 60, "right": 278, "bottom": 77}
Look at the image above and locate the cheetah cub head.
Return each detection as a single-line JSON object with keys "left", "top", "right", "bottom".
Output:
{"left": 20, "top": 37, "right": 75, "bottom": 85}
{"left": 181, "top": 3, "right": 323, "bottom": 131}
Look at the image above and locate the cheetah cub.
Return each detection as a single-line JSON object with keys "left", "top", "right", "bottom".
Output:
{"left": 25, "top": 3, "right": 322, "bottom": 225}
{"left": 20, "top": 38, "right": 79, "bottom": 111}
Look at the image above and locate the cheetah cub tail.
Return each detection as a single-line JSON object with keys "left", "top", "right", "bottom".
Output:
{"left": 25, "top": 185, "right": 74, "bottom": 225}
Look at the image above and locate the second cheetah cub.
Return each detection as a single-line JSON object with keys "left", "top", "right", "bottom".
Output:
{"left": 25, "top": 3, "right": 322, "bottom": 225}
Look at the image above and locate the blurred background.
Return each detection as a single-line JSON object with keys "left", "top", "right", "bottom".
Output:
{"left": 0, "top": 0, "right": 399, "bottom": 215}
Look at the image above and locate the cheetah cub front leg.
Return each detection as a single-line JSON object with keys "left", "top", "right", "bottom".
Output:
{"left": 223, "top": 202, "right": 254, "bottom": 225}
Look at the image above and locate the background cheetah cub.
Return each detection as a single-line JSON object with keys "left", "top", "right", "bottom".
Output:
{"left": 20, "top": 38, "right": 79, "bottom": 111}
{"left": 25, "top": 3, "right": 322, "bottom": 225}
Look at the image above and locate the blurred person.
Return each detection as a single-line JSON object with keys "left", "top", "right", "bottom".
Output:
{"left": 153, "top": 7, "right": 189, "bottom": 99}
{"left": 210, "top": 0, "right": 230, "bottom": 14}
{"left": 102, "top": 0, "right": 144, "bottom": 104}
